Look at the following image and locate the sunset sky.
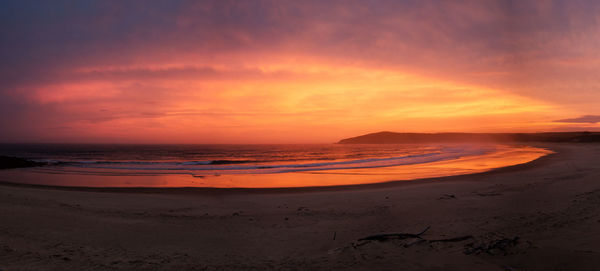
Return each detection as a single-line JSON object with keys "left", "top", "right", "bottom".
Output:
{"left": 1, "top": 0, "right": 600, "bottom": 143}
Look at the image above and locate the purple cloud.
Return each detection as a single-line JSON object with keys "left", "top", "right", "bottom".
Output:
{"left": 555, "top": 115, "right": 600, "bottom": 123}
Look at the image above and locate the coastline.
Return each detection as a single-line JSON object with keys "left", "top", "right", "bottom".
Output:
{"left": 0, "top": 146, "right": 557, "bottom": 195}
{"left": 2, "top": 143, "right": 600, "bottom": 270}
{"left": 0, "top": 144, "right": 553, "bottom": 192}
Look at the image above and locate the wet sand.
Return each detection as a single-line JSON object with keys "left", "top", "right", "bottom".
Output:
{"left": 2, "top": 143, "right": 600, "bottom": 270}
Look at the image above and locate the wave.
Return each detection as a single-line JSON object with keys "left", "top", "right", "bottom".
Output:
{"left": 39, "top": 146, "right": 494, "bottom": 174}
{"left": 45, "top": 159, "right": 257, "bottom": 166}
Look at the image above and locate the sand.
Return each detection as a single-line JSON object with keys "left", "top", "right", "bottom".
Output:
{"left": 1, "top": 143, "right": 600, "bottom": 270}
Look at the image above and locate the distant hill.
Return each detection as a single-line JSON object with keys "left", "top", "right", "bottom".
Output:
{"left": 337, "top": 131, "right": 600, "bottom": 144}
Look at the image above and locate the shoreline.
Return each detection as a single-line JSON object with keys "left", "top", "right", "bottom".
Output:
{"left": 3, "top": 143, "right": 600, "bottom": 270}
{"left": 0, "top": 144, "right": 559, "bottom": 195}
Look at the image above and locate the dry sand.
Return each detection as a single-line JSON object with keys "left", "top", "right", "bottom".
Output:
{"left": 1, "top": 143, "right": 600, "bottom": 270}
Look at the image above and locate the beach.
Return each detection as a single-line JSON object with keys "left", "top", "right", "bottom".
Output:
{"left": 1, "top": 143, "right": 600, "bottom": 270}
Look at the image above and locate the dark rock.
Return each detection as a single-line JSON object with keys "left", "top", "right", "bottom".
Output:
{"left": 0, "top": 156, "right": 46, "bottom": 169}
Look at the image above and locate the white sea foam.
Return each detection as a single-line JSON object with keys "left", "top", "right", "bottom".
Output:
{"left": 39, "top": 145, "right": 494, "bottom": 175}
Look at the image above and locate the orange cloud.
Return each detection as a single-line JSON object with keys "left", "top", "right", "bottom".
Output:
{"left": 2, "top": 1, "right": 599, "bottom": 143}
{"left": 14, "top": 58, "right": 569, "bottom": 143}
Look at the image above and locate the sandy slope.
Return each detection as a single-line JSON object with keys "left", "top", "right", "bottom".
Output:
{"left": 1, "top": 143, "right": 600, "bottom": 270}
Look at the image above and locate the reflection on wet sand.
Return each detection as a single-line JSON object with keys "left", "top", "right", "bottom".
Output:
{"left": 0, "top": 145, "right": 552, "bottom": 188}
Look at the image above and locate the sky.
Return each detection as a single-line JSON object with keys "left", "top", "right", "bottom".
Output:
{"left": 1, "top": 0, "right": 599, "bottom": 143}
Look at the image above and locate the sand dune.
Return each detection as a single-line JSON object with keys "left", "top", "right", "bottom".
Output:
{"left": 2, "top": 143, "right": 600, "bottom": 270}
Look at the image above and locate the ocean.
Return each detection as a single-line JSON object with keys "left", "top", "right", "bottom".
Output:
{"left": 0, "top": 143, "right": 552, "bottom": 188}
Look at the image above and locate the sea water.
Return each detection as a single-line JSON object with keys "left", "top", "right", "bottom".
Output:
{"left": 0, "top": 143, "right": 552, "bottom": 188}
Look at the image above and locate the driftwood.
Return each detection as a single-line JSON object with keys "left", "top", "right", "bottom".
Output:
{"left": 438, "top": 194, "right": 456, "bottom": 200}
{"left": 358, "top": 226, "right": 473, "bottom": 245}
{"left": 347, "top": 228, "right": 524, "bottom": 257}
{"left": 358, "top": 226, "right": 430, "bottom": 241}
{"left": 429, "top": 235, "right": 474, "bottom": 243}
